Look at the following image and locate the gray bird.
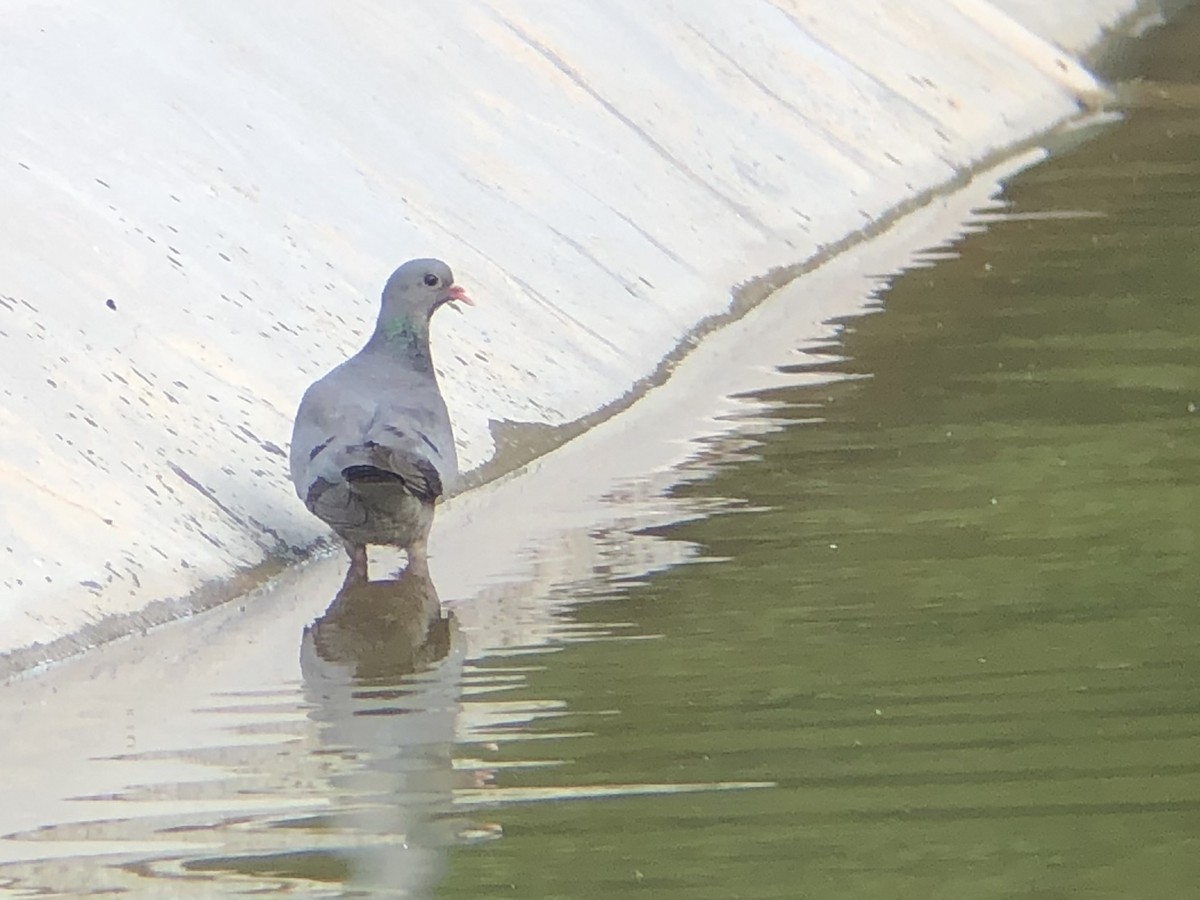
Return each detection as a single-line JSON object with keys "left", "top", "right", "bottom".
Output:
{"left": 290, "top": 258, "right": 473, "bottom": 583}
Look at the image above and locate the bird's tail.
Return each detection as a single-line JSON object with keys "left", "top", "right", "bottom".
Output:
{"left": 341, "top": 464, "right": 405, "bottom": 485}
{"left": 336, "top": 441, "right": 443, "bottom": 504}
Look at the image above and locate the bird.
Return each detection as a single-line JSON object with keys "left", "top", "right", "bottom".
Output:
{"left": 289, "top": 258, "right": 473, "bottom": 583}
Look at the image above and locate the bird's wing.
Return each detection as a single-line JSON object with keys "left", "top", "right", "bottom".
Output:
{"left": 289, "top": 370, "right": 374, "bottom": 494}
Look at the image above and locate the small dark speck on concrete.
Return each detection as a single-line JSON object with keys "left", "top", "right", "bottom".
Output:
{"left": 106, "top": 298, "right": 117, "bottom": 310}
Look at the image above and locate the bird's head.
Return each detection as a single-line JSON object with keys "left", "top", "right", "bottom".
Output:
{"left": 379, "top": 258, "right": 474, "bottom": 327}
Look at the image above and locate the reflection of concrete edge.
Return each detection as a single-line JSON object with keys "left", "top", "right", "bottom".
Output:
{"left": 453, "top": 780, "right": 778, "bottom": 808}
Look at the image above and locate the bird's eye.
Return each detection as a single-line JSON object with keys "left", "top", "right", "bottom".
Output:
{"left": 423, "top": 273, "right": 440, "bottom": 287}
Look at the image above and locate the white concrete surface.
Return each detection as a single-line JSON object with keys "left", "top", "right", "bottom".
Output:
{"left": 0, "top": 1, "right": 1139, "bottom": 671}
{"left": 991, "top": 0, "right": 1154, "bottom": 53}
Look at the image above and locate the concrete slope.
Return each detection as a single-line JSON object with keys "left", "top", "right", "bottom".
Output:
{"left": 0, "top": 1, "right": 1137, "bottom": 671}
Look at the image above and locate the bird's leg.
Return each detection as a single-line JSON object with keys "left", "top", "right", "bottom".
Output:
{"left": 406, "top": 534, "right": 430, "bottom": 578}
{"left": 344, "top": 542, "right": 369, "bottom": 587}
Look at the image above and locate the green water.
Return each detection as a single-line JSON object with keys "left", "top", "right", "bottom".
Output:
{"left": 438, "top": 21, "right": 1200, "bottom": 900}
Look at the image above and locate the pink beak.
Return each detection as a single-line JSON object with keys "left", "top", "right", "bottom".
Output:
{"left": 449, "top": 284, "right": 475, "bottom": 306}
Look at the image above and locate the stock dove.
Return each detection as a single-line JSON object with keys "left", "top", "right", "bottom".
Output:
{"left": 290, "top": 258, "right": 472, "bottom": 581}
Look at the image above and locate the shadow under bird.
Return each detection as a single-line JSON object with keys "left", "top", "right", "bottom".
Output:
{"left": 289, "top": 258, "right": 473, "bottom": 582}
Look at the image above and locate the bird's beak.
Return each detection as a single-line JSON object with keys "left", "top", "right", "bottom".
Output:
{"left": 447, "top": 284, "right": 474, "bottom": 308}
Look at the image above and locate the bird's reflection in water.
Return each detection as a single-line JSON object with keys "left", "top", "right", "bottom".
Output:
{"left": 180, "top": 563, "right": 474, "bottom": 894}
{"left": 289, "top": 559, "right": 475, "bottom": 896}
{"left": 306, "top": 558, "right": 454, "bottom": 680}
